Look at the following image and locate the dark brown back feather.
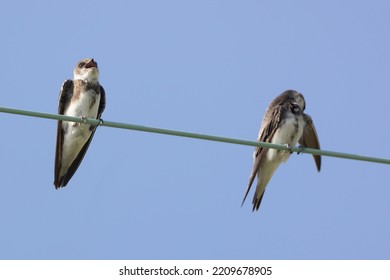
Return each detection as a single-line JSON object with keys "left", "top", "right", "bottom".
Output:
{"left": 299, "top": 114, "right": 321, "bottom": 171}
{"left": 54, "top": 80, "right": 74, "bottom": 188}
{"left": 242, "top": 100, "right": 288, "bottom": 206}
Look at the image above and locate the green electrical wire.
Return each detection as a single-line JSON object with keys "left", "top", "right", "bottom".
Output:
{"left": 0, "top": 106, "right": 389, "bottom": 165}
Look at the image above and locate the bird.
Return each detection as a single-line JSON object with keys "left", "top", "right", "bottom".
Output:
{"left": 54, "top": 58, "right": 106, "bottom": 188}
{"left": 242, "top": 90, "right": 321, "bottom": 211}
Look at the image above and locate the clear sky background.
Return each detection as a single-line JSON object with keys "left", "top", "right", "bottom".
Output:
{"left": 0, "top": 1, "right": 389, "bottom": 260}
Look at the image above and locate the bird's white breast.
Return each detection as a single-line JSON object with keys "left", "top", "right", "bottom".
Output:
{"left": 267, "top": 112, "right": 304, "bottom": 162}
{"left": 65, "top": 89, "right": 100, "bottom": 119}
{"left": 59, "top": 89, "right": 100, "bottom": 175}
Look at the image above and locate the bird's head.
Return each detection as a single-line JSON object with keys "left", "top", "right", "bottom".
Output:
{"left": 73, "top": 58, "right": 100, "bottom": 84}
{"left": 285, "top": 90, "right": 306, "bottom": 114}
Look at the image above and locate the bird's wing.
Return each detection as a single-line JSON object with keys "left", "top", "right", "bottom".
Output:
{"left": 97, "top": 85, "right": 106, "bottom": 119}
{"left": 242, "top": 104, "right": 283, "bottom": 206}
{"left": 299, "top": 113, "right": 321, "bottom": 171}
{"left": 54, "top": 80, "right": 74, "bottom": 188}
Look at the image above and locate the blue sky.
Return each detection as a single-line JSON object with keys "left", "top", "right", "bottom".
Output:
{"left": 0, "top": 0, "right": 389, "bottom": 259}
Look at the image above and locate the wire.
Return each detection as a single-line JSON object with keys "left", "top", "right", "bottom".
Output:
{"left": 1, "top": 106, "right": 389, "bottom": 165}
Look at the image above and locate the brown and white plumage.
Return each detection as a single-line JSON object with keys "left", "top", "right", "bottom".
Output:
{"left": 54, "top": 58, "right": 106, "bottom": 188}
{"left": 242, "top": 90, "right": 321, "bottom": 211}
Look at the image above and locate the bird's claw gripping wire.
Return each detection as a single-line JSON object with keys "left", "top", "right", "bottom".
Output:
{"left": 79, "top": 116, "right": 103, "bottom": 131}
{"left": 283, "top": 143, "right": 292, "bottom": 154}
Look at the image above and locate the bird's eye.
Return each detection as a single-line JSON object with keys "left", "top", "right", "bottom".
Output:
{"left": 78, "top": 62, "right": 85, "bottom": 68}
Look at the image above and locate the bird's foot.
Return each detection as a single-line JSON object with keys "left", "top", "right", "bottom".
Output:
{"left": 98, "top": 118, "right": 104, "bottom": 126}
{"left": 283, "top": 143, "right": 293, "bottom": 154}
{"left": 77, "top": 116, "right": 88, "bottom": 129}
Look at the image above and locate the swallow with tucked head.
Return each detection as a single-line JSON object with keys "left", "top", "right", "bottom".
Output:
{"left": 242, "top": 90, "right": 321, "bottom": 211}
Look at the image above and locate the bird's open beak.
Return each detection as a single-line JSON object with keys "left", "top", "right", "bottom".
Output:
{"left": 85, "top": 59, "right": 97, "bottom": 68}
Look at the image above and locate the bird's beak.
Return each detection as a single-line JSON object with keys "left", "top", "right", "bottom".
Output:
{"left": 85, "top": 58, "right": 97, "bottom": 68}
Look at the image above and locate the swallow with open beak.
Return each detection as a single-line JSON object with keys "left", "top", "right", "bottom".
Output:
{"left": 54, "top": 58, "right": 106, "bottom": 188}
